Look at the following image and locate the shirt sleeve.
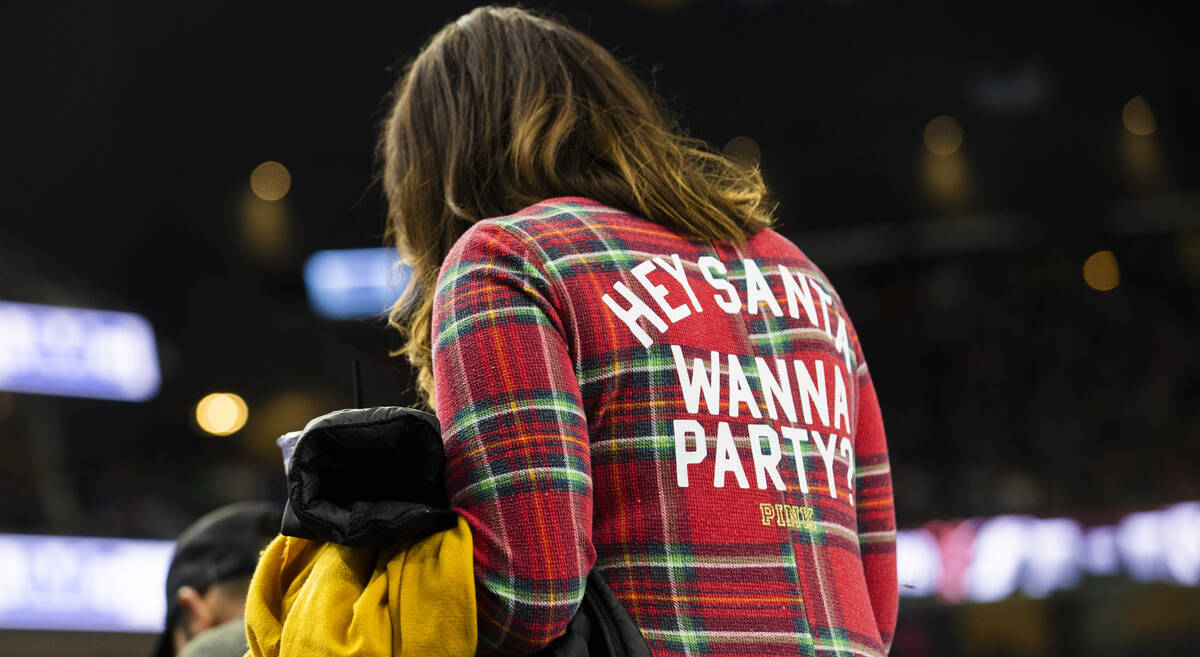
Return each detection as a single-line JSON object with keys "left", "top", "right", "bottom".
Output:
{"left": 431, "top": 220, "right": 595, "bottom": 655}
{"left": 854, "top": 366, "right": 898, "bottom": 652}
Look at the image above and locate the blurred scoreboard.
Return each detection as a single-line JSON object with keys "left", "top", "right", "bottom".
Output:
{"left": 897, "top": 501, "right": 1200, "bottom": 602}
{"left": 302, "top": 248, "right": 411, "bottom": 320}
{"left": 0, "top": 533, "right": 171, "bottom": 632}
{"left": 0, "top": 301, "right": 160, "bottom": 401}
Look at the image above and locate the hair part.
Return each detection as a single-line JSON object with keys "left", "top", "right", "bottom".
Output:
{"left": 380, "top": 5, "right": 774, "bottom": 407}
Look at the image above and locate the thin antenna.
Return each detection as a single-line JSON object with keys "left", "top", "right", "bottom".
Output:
{"left": 352, "top": 360, "right": 363, "bottom": 408}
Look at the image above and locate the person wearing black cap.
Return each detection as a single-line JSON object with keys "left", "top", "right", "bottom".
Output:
{"left": 153, "top": 501, "right": 281, "bottom": 657}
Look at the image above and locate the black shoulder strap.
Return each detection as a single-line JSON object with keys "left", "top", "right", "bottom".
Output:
{"left": 536, "top": 571, "right": 653, "bottom": 657}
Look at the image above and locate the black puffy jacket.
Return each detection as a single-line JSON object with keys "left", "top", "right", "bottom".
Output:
{"left": 279, "top": 406, "right": 651, "bottom": 657}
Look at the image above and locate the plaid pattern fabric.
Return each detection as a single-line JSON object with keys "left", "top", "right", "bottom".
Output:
{"left": 433, "top": 198, "right": 897, "bottom": 656}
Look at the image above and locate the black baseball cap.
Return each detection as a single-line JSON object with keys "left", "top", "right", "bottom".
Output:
{"left": 152, "top": 501, "right": 281, "bottom": 657}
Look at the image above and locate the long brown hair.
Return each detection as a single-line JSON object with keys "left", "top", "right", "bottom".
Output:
{"left": 380, "top": 5, "right": 774, "bottom": 407}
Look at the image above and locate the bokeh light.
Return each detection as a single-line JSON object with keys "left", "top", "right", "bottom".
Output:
{"left": 1083, "top": 250, "right": 1120, "bottom": 291}
{"left": 195, "top": 392, "right": 249, "bottom": 436}
{"left": 1122, "top": 96, "right": 1157, "bottom": 136}
{"left": 924, "top": 115, "right": 965, "bottom": 156}
{"left": 723, "top": 136, "right": 762, "bottom": 168}
{"left": 1121, "top": 130, "right": 1163, "bottom": 191}
{"left": 239, "top": 191, "right": 293, "bottom": 266}
{"left": 921, "top": 150, "right": 971, "bottom": 210}
{"left": 249, "top": 161, "right": 291, "bottom": 201}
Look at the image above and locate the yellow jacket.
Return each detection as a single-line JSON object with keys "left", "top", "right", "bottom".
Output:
{"left": 243, "top": 516, "right": 476, "bottom": 657}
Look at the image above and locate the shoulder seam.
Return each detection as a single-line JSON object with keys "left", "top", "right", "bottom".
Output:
{"left": 482, "top": 211, "right": 575, "bottom": 297}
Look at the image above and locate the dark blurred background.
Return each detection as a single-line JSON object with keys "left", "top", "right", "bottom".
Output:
{"left": 1, "top": 1, "right": 1198, "bottom": 655}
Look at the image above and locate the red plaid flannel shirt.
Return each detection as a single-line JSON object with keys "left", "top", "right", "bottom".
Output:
{"left": 433, "top": 198, "right": 897, "bottom": 656}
